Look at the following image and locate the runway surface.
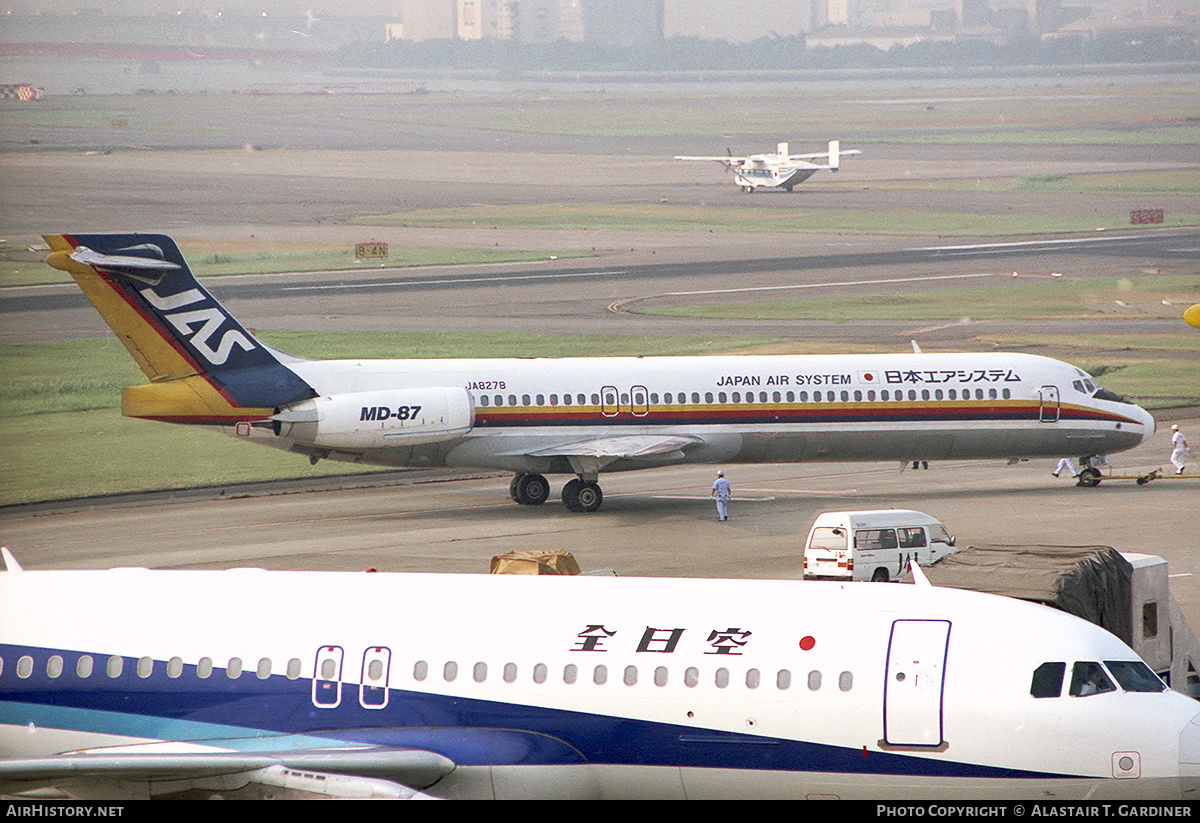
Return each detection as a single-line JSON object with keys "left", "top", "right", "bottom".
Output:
{"left": 2, "top": 421, "right": 1198, "bottom": 629}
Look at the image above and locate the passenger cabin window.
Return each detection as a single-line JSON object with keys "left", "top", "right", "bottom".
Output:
{"left": 897, "top": 527, "right": 927, "bottom": 549}
{"left": 855, "top": 529, "right": 898, "bottom": 551}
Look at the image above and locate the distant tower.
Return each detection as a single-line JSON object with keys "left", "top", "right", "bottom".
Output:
{"left": 958, "top": 0, "right": 989, "bottom": 26}
{"left": 403, "top": 0, "right": 456, "bottom": 40}
{"left": 825, "top": 0, "right": 850, "bottom": 24}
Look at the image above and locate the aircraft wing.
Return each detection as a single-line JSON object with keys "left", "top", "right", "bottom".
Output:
{"left": 788, "top": 149, "right": 862, "bottom": 162}
{"left": 0, "top": 746, "right": 452, "bottom": 800}
{"left": 522, "top": 433, "right": 701, "bottom": 478}
{"left": 674, "top": 155, "right": 744, "bottom": 163}
{"left": 525, "top": 433, "right": 700, "bottom": 461}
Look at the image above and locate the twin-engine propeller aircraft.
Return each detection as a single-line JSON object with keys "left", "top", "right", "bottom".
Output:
{"left": 45, "top": 232, "right": 1153, "bottom": 512}
{"left": 2, "top": 550, "right": 1198, "bottom": 800}
{"left": 675, "top": 140, "right": 861, "bottom": 193}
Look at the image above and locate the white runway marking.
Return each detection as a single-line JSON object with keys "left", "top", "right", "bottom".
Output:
{"left": 283, "top": 269, "right": 627, "bottom": 292}
{"left": 611, "top": 273, "right": 996, "bottom": 309}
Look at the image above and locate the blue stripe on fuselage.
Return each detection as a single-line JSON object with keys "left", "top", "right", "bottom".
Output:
{"left": 1, "top": 644, "right": 1070, "bottom": 779}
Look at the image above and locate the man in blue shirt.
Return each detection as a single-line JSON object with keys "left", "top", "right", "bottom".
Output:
{"left": 711, "top": 470, "right": 732, "bottom": 521}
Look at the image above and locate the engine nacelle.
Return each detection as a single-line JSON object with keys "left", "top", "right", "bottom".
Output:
{"left": 275, "top": 387, "right": 474, "bottom": 450}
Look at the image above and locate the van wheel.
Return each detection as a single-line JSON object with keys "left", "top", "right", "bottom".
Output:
{"left": 871, "top": 568, "right": 889, "bottom": 582}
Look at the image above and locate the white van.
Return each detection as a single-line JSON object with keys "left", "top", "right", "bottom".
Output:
{"left": 802, "top": 510, "right": 956, "bottom": 582}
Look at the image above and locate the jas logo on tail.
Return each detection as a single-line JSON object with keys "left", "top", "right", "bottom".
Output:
{"left": 141, "top": 287, "right": 255, "bottom": 366}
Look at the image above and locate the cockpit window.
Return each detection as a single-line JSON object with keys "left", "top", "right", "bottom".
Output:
{"left": 1093, "top": 387, "right": 1130, "bottom": 404}
{"left": 1031, "top": 661, "right": 1065, "bottom": 698}
{"left": 1074, "top": 375, "right": 1132, "bottom": 405}
{"left": 1104, "top": 660, "right": 1166, "bottom": 693}
{"left": 1069, "top": 661, "right": 1116, "bottom": 697}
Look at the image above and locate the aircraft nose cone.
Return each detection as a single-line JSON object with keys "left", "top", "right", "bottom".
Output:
{"left": 1179, "top": 710, "right": 1200, "bottom": 794}
{"left": 1135, "top": 404, "right": 1156, "bottom": 441}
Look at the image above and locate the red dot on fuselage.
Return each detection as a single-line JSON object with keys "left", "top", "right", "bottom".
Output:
{"left": 799, "top": 636, "right": 816, "bottom": 651}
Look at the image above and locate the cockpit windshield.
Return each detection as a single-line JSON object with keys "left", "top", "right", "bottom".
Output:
{"left": 1031, "top": 659, "right": 1165, "bottom": 697}
{"left": 1072, "top": 371, "right": 1131, "bottom": 405}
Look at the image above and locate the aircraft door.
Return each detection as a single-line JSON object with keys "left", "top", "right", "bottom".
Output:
{"left": 1039, "top": 386, "right": 1061, "bottom": 423}
{"left": 883, "top": 620, "right": 950, "bottom": 747}
{"left": 631, "top": 385, "right": 649, "bottom": 417}
{"left": 312, "top": 645, "right": 344, "bottom": 709}
{"left": 601, "top": 386, "right": 619, "bottom": 417}
{"left": 360, "top": 646, "right": 391, "bottom": 709}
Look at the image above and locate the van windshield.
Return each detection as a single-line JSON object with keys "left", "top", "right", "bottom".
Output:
{"left": 809, "top": 527, "right": 848, "bottom": 550}
{"left": 928, "top": 525, "right": 954, "bottom": 545}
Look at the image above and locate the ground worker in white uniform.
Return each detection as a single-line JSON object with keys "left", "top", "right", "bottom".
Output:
{"left": 1170, "top": 424, "right": 1191, "bottom": 474}
{"left": 711, "top": 470, "right": 731, "bottom": 521}
{"left": 1053, "top": 457, "right": 1079, "bottom": 478}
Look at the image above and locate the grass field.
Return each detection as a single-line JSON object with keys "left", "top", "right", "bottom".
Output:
{"left": 356, "top": 202, "right": 1199, "bottom": 235}
{"left": 9, "top": 81, "right": 1198, "bottom": 142}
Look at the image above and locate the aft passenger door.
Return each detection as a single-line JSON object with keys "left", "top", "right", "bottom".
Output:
{"left": 883, "top": 620, "right": 950, "bottom": 747}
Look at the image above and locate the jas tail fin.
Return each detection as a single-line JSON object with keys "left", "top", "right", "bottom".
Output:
{"left": 44, "top": 233, "right": 315, "bottom": 423}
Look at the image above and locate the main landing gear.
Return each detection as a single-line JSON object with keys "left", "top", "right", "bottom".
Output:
{"left": 510, "top": 473, "right": 603, "bottom": 513}
{"left": 509, "top": 473, "right": 550, "bottom": 506}
{"left": 561, "top": 478, "right": 603, "bottom": 513}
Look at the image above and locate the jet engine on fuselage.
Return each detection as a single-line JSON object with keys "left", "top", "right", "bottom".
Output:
{"left": 273, "top": 387, "right": 474, "bottom": 450}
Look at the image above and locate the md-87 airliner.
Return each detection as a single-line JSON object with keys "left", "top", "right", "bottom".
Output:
{"left": 1, "top": 550, "right": 1197, "bottom": 800}
{"left": 45, "top": 233, "right": 1153, "bottom": 511}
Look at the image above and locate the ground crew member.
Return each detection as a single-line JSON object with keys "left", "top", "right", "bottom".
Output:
{"left": 711, "top": 470, "right": 731, "bottom": 521}
{"left": 1170, "top": 424, "right": 1191, "bottom": 475}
